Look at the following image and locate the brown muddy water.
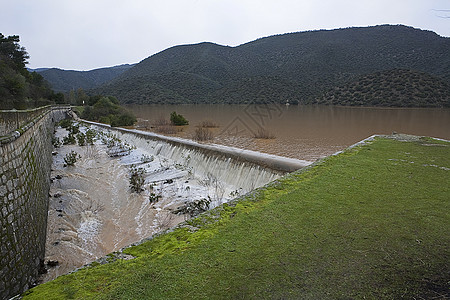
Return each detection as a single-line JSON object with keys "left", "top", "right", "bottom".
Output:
{"left": 127, "top": 104, "right": 450, "bottom": 161}
{"left": 43, "top": 127, "right": 182, "bottom": 282}
{"left": 43, "top": 123, "right": 284, "bottom": 283}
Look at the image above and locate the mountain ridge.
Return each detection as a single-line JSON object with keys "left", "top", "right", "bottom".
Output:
{"left": 36, "top": 63, "right": 135, "bottom": 92}
{"left": 40, "top": 25, "right": 450, "bottom": 106}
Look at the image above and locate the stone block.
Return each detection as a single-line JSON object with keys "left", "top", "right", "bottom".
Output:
{"left": 6, "top": 180, "right": 12, "bottom": 192}
{"left": 0, "top": 186, "right": 6, "bottom": 197}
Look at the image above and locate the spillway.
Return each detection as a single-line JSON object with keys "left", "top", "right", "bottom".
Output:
{"left": 42, "top": 121, "right": 311, "bottom": 283}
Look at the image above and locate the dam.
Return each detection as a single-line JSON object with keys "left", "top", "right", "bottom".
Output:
{"left": 0, "top": 109, "right": 310, "bottom": 299}
{"left": 42, "top": 121, "right": 311, "bottom": 282}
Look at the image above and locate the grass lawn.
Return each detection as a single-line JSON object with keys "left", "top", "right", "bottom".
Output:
{"left": 23, "top": 136, "right": 449, "bottom": 299}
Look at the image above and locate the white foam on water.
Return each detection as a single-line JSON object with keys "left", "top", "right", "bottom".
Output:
{"left": 78, "top": 211, "right": 101, "bottom": 246}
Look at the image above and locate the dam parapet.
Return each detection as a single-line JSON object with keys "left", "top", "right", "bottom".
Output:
{"left": 0, "top": 106, "right": 71, "bottom": 300}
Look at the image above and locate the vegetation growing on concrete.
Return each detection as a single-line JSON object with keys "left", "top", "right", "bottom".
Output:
{"left": 63, "top": 150, "right": 80, "bottom": 167}
{"left": 23, "top": 137, "right": 450, "bottom": 299}
{"left": 129, "top": 165, "right": 145, "bottom": 193}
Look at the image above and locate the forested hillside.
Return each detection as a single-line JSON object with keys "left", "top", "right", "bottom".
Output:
{"left": 91, "top": 25, "right": 449, "bottom": 106}
{"left": 317, "top": 69, "right": 450, "bottom": 107}
{"left": 36, "top": 64, "right": 134, "bottom": 92}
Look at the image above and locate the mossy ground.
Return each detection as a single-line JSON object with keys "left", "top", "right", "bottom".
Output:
{"left": 23, "top": 137, "right": 449, "bottom": 299}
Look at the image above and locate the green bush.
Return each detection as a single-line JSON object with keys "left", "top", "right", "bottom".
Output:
{"left": 63, "top": 133, "right": 76, "bottom": 145}
{"left": 68, "top": 123, "right": 80, "bottom": 134}
{"left": 76, "top": 132, "right": 86, "bottom": 146}
{"left": 59, "top": 119, "right": 73, "bottom": 129}
{"left": 170, "top": 111, "right": 189, "bottom": 126}
{"left": 129, "top": 166, "right": 145, "bottom": 193}
{"left": 52, "top": 137, "right": 61, "bottom": 148}
{"left": 80, "top": 96, "right": 137, "bottom": 127}
{"left": 98, "top": 116, "right": 111, "bottom": 124}
{"left": 110, "top": 112, "right": 136, "bottom": 127}
{"left": 85, "top": 129, "right": 96, "bottom": 145}
{"left": 64, "top": 150, "right": 80, "bottom": 166}
{"left": 149, "top": 192, "right": 162, "bottom": 204}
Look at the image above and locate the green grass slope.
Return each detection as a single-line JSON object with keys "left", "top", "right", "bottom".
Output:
{"left": 23, "top": 136, "right": 449, "bottom": 299}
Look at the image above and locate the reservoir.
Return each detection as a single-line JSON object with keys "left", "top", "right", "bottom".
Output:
{"left": 126, "top": 104, "right": 450, "bottom": 161}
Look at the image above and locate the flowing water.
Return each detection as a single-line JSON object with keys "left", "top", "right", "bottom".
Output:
{"left": 42, "top": 124, "right": 291, "bottom": 282}
{"left": 126, "top": 104, "right": 450, "bottom": 160}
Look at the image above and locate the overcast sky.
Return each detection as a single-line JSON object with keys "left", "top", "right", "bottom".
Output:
{"left": 1, "top": 0, "right": 449, "bottom": 70}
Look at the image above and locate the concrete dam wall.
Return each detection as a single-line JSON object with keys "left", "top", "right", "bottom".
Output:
{"left": 84, "top": 121, "right": 311, "bottom": 174}
{"left": 0, "top": 106, "right": 70, "bottom": 300}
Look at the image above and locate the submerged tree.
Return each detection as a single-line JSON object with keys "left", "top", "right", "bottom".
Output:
{"left": 170, "top": 111, "right": 189, "bottom": 126}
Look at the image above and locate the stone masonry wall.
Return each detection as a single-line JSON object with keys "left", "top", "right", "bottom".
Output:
{"left": 0, "top": 107, "right": 69, "bottom": 300}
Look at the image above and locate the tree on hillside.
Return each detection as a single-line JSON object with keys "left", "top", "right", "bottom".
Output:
{"left": 0, "top": 33, "right": 29, "bottom": 71}
{"left": 0, "top": 33, "right": 67, "bottom": 109}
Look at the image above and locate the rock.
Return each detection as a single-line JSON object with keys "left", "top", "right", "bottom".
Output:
{"left": 46, "top": 260, "right": 59, "bottom": 267}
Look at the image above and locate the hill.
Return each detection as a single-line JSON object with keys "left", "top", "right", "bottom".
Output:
{"left": 36, "top": 64, "right": 134, "bottom": 92}
{"left": 317, "top": 69, "right": 450, "bottom": 107}
{"left": 23, "top": 136, "right": 450, "bottom": 299}
{"left": 92, "top": 25, "right": 450, "bottom": 105}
